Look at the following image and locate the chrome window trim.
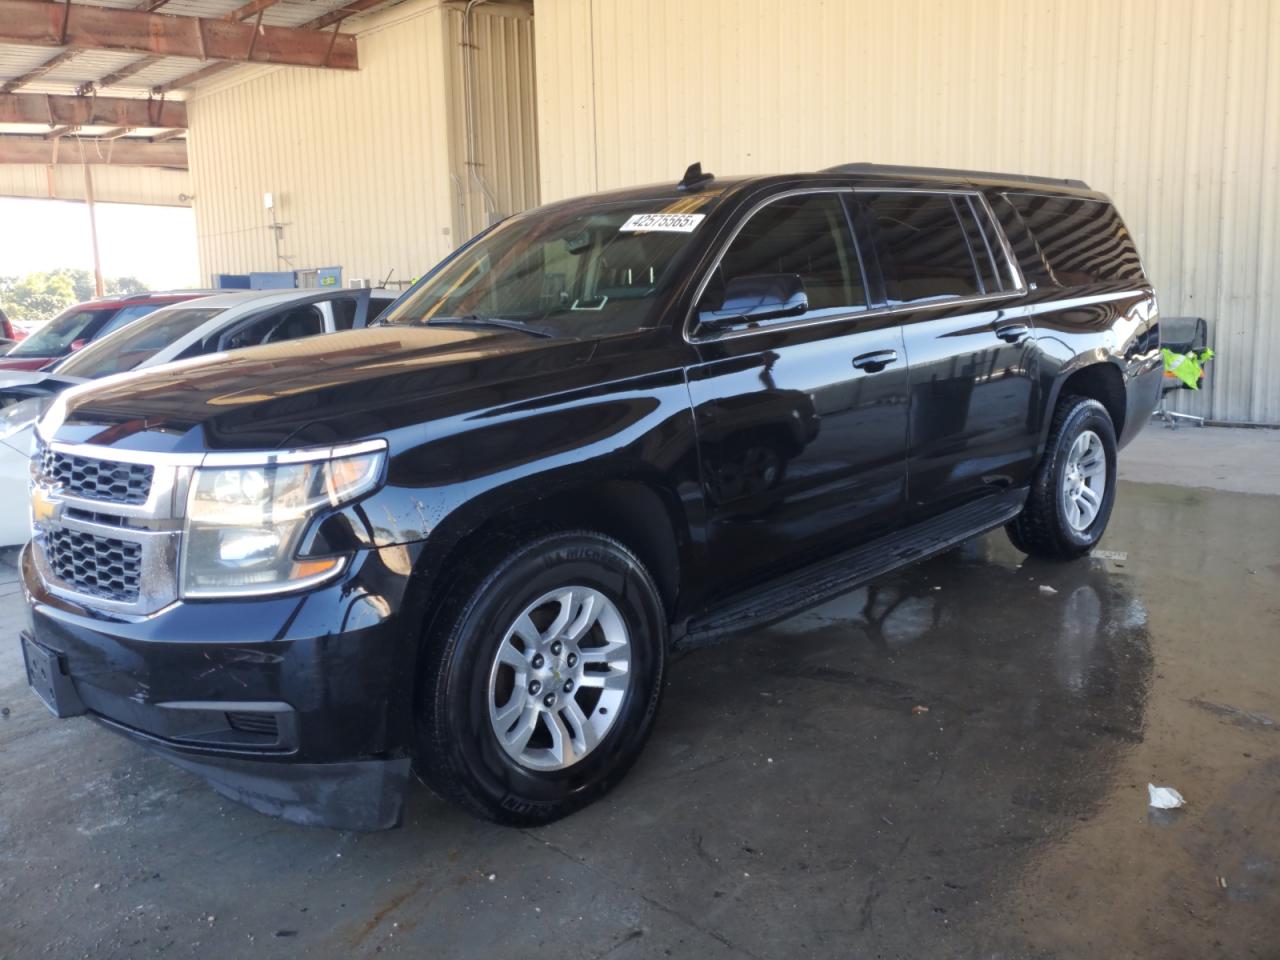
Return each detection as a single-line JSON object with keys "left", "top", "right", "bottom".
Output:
{"left": 685, "top": 185, "right": 1028, "bottom": 345}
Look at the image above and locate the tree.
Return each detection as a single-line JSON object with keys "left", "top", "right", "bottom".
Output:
{"left": 0, "top": 269, "right": 150, "bottom": 326}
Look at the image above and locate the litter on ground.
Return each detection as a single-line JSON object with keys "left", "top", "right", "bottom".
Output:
{"left": 1148, "top": 784, "right": 1186, "bottom": 809}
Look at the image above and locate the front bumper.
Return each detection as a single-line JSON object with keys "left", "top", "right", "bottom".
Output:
{"left": 19, "top": 544, "right": 424, "bottom": 830}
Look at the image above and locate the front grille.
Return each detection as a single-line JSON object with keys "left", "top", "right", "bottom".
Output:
{"left": 38, "top": 443, "right": 153, "bottom": 506}
{"left": 46, "top": 528, "right": 143, "bottom": 603}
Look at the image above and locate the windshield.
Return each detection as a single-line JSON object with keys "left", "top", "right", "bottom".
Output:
{"left": 8, "top": 306, "right": 116, "bottom": 356}
{"left": 55, "top": 306, "right": 226, "bottom": 378}
{"left": 380, "top": 195, "right": 720, "bottom": 337}
{"left": 95, "top": 302, "right": 167, "bottom": 337}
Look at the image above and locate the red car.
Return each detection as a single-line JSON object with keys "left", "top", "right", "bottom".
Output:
{"left": 0, "top": 291, "right": 217, "bottom": 372}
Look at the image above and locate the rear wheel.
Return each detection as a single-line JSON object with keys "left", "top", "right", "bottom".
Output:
{"left": 1007, "top": 395, "right": 1118, "bottom": 560}
{"left": 414, "top": 530, "right": 666, "bottom": 825}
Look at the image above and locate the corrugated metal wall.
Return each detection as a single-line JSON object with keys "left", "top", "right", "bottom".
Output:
{"left": 534, "top": 0, "right": 1280, "bottom": 424}
{"left": 188, "top": 0, "right": 537, "bottom": 290}
{"left": 442, "top": 3, "right": 539, "bottom": 239}
{"left": 0, "top": 165, "right": 192, "bottom": 206}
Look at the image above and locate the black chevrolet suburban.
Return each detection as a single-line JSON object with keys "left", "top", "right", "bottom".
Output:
{"left": 20, "top": 164, "right": 1161, "bottom": 830}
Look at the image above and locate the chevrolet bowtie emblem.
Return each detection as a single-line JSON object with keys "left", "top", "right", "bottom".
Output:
{"left": 30, "top": 486, "right": 57, "bottom": 524}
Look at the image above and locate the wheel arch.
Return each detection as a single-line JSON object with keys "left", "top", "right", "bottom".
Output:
{"left": 413, "top": 471, "right": 692, "bottom": 646}
{"left": 1042, "top": 358, "right": 1127, "bottom": 451}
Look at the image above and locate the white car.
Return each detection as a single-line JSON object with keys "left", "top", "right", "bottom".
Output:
{"left": 0, "top": 287, "right": 398, "bottom": 546}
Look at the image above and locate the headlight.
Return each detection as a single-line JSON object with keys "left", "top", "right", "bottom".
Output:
{"left": 181, "top": 440, "right": 386, "bottom": 598}
{"left": 0, "top": 396, "right": 52, "bottom": 446}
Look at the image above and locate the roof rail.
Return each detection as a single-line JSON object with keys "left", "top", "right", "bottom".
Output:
{"left": 822, "top": 162, "right": 1090, "bottom": 190}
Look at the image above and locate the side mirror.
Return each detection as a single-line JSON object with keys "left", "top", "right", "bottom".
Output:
{"left": 68, "top": 338, "right": 87, "bottom": 352}
{"left": 699, "top": 273, "right": 809, "bottom": 330}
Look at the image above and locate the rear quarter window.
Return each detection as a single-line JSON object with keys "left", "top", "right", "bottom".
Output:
{"left": 1006, "top": 193, "right": 1145, "bottom": 286}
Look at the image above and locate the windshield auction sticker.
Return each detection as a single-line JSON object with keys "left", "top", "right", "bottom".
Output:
{"left": 619, "top": 213, "right": 706, "bottom": 233}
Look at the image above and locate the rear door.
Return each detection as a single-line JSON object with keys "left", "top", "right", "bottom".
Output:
{"left": 853, "top": 188, "right": 1039, "bottom": 522}
{"left": 686, "top": 188, "right": 910, "bottom": 594}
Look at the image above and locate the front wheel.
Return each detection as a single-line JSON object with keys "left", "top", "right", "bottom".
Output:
{"left": 1007, "top": 395, "right": 1118, "bottom": 560}
{"left": 414, "top": 530, "right": 667, "bottom": 825}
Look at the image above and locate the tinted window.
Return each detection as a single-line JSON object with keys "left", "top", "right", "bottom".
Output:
{"left": 701, "top": 193, "right": 865, "bottom": 316}
{"left": 55, "top": 307, "right": 226, "bottom": 378}
{"left": 369, "top": 294, "right": 397, "bottom": 322}
{"left": 223, "top": 305, "right": 324, "bottom": 350}
{"left": 860, "top": 192, "right": 983, "bottom": 305}
{"left": 331, "top": 297, "right": 360, "bottom": 331}
{"left": 8, "top": 307, "right": 115, "bottom": 356}
{"left": 1007, "top": 194, "right": 1145, "bottom": 285}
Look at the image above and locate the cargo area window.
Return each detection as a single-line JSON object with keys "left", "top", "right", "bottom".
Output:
{"left": 1007, "top": 194, "right": 1145, "bottom": 285}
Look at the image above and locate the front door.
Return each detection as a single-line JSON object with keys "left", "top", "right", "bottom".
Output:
{"left": 686, "top": 189, "right": 911, "bottom": 597}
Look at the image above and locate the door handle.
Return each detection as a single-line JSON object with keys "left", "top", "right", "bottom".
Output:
{"left": 994, "top": 323, "right": 1031, "bottom": 344}
{"left": 852, "top": 349, "right": 899, "bottom": 373}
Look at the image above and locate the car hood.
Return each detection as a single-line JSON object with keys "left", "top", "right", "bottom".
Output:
{"left": 0, "top": 355, "right": 59, "bottom": 373}
{"left": 50, "top": 325, "right": 600, "bottom": 453}
{"left": 0, "top": 370, "right": 84, "bottom": 411}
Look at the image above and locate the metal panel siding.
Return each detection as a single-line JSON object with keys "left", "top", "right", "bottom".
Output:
{"left": 188, "top": 3, "right": 458, "bottom": 289}
{"left": 441, "top": 2, "right": 539, "bottom": 240}
{"left": 0, "top": 164, "right": 192, "bottom": 205}
{"left": 535, "top": 0, "right": 1280, "bottom": 424}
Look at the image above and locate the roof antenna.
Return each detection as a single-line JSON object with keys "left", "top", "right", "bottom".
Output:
{"left": 678, "top": 162, "right": 714, "bottom": 192}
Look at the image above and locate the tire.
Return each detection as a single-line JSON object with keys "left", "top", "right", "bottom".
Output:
{"left": 1006, "top": 395, "right": 1118, "bottom": 560}
{"left": 414, "top": 530, "right": 667, "bottom": 825}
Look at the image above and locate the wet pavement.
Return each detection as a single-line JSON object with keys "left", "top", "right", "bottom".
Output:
{"left": 1, "top": 472, "right": 1278, "bottom": 958}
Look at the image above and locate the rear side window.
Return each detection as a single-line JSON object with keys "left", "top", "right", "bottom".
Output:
{"left": 330, "top": 297, "right": 360, "bottom": 330}
{"left": 1007, "top": 194, "right": 1145, "bottom": 285}
{"left": 858, "top": 192, "right": 986, "bottom": 305}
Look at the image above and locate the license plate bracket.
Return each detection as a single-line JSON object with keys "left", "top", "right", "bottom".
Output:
{"left": 21, "top": 633, "right": 86, "bottom": 718}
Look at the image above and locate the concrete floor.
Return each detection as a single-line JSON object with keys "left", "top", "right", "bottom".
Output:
{"left": 2, "top": 424, "right": 1278, "bottom": 959}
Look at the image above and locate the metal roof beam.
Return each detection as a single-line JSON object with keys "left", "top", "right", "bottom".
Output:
{"left": 0, "top": 0, "right": 360, "bottom": 70}
{"left": 0, "top": 48, "right": 81, "bottom": 94}
{"left": 223, "top": 0, "right": 279, "bottom": 22}
{"left": 151, "top": 0, "right": 383, "bottom": 93}
{"left": 0, "top": 134, "right": 187, "bottom": 167}
{"left": 0, "top": 92, "right": 187, "bottom": 127}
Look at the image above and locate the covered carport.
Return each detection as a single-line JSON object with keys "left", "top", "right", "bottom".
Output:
{"left": 1, "top": 2, "right": 1278, "bottom": 958}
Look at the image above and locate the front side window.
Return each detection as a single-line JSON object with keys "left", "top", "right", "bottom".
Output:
{"left": 55, "top": 307, "right": 226, "bottom": 378}
{"left": 859, "top": 192, "right": 985, "bottom": 306}
{"left": 381, "top": 195, "right": 721, "bottom": 338}
{"left": 222, "top": 305, "right": 325, "bottom": 350}
{"left": 698, "top": 192, "right": 867, "bottom": 320}
{"left": 8, "top": 307, "right": 115, "bottom": 356}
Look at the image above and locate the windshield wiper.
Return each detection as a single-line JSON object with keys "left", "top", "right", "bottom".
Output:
{"left": 425, "top": 315, "right": 555, "bottom": 339}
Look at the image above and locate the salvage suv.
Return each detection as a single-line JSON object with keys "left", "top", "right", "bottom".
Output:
{"left": 20, "top": 164, "right": 1161, "bottom": 830}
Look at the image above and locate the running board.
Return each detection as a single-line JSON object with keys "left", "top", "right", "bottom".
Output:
{"left": 679, "top": 489, "right": 1027, "bottom": 646}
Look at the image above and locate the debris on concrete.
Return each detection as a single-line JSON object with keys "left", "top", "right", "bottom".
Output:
{"left": 274, "top": 930, "right": 298, "bottom": 938}
{"left": 1148, "top": 784, "right": 1186, "bottom": 809}
{"left": 911, "top": 705, "right": 930, "bottom": 715}
{"left": 1, "top": 706, "right": 9, "bottom": 717}
{"left": 1091, "top": 549, "right": 1129, "bottom": 561}
{"left": 1038, "top": 585, "right": 1058, "bottom": 596}
{"left": 1219, "top": 877, "right": 1229, "bottom": 889}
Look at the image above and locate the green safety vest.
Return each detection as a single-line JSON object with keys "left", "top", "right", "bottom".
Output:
{"left": 1162, "top": 347, "right": 1214, "bottom": 390}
